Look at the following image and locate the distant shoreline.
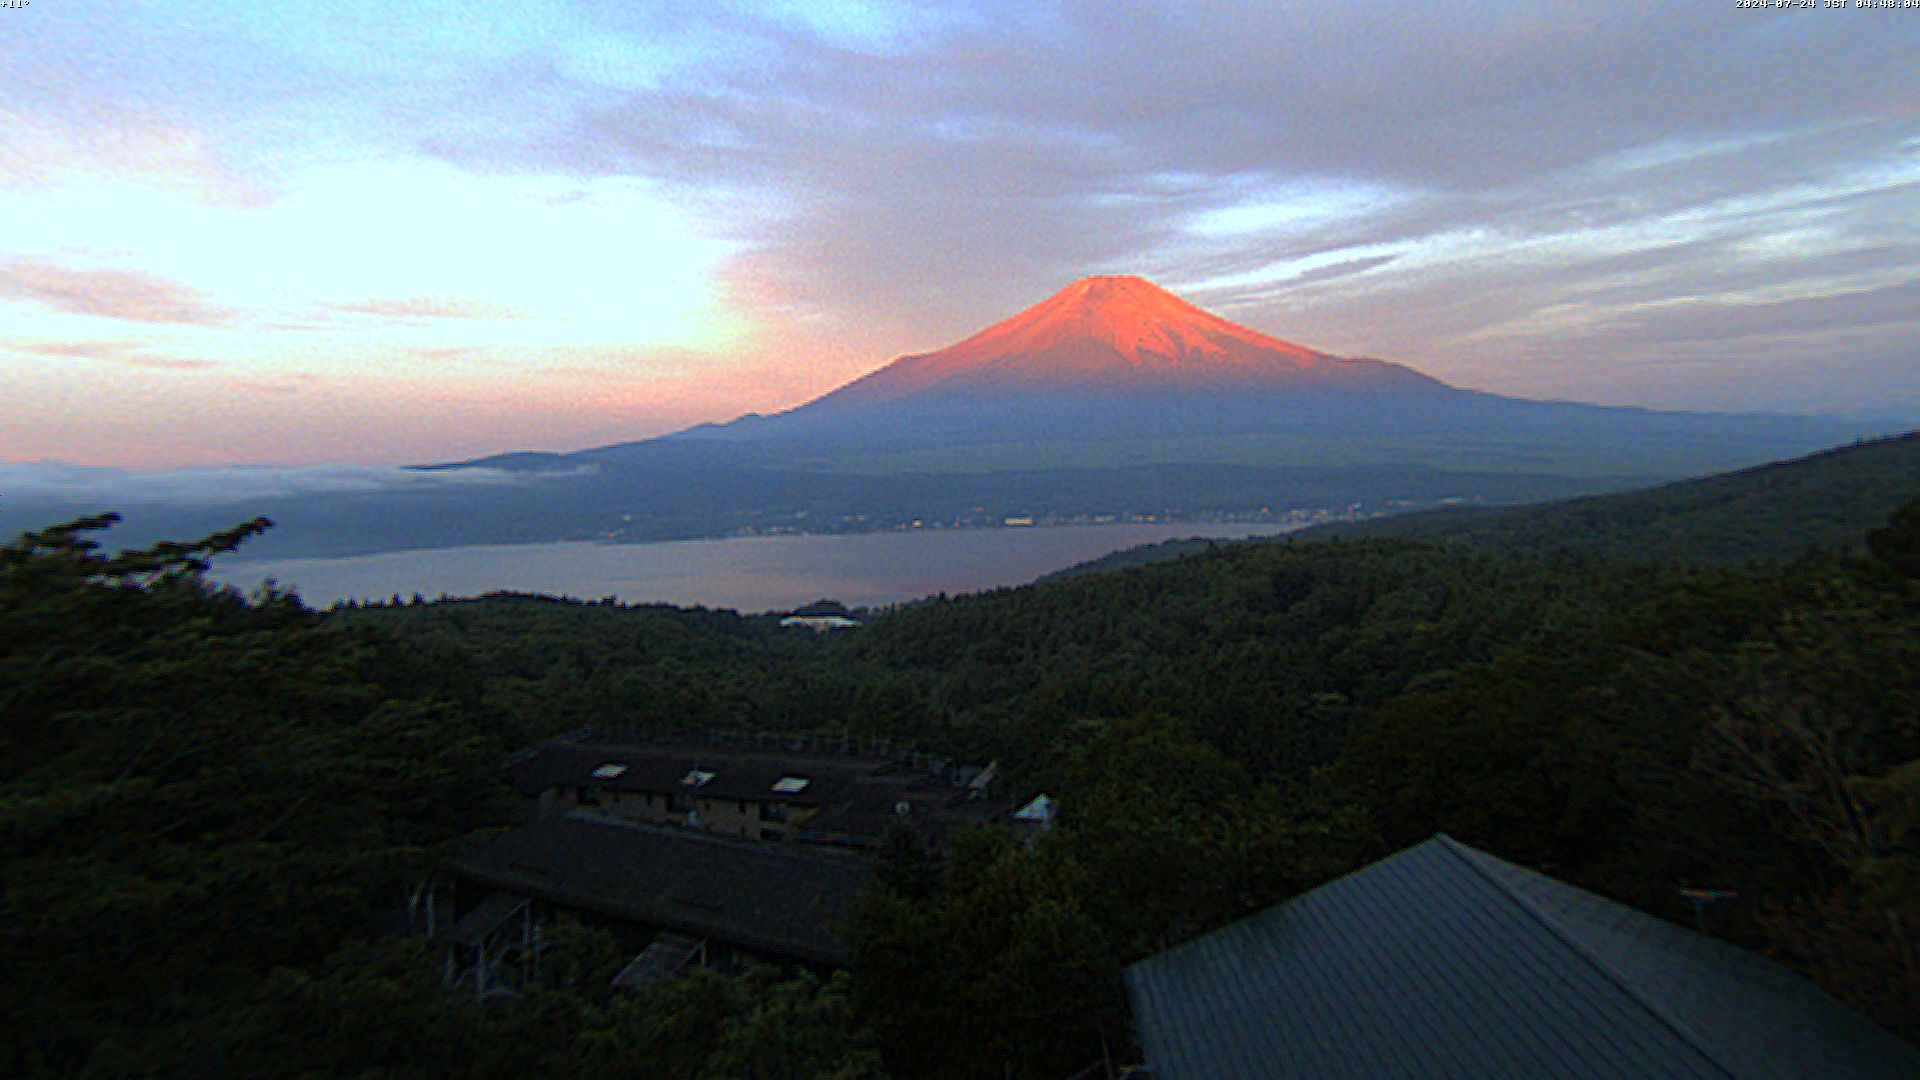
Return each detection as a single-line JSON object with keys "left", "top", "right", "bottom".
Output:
{"left": 209, "top": 520, "right": 1306, "bottom": 613}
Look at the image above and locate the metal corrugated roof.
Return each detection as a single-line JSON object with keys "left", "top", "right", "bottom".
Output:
{"left": 1123, "top": 835, "right": 1920, "bottom": 1080}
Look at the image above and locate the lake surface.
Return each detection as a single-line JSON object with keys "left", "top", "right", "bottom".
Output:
{"left": 210, "top": 522, "right": 1299, "bottom": 612}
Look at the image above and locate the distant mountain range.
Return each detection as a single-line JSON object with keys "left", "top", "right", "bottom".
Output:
{"left": 1, "top": 277, "right": 1889, "bottom": 557}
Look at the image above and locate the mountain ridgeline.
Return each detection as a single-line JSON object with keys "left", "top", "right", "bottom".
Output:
{"left": 1, "top": 277, "right": 1881, "bottom": 558}
{"left": 1055, "top": 430, "right": 1920, "bottom": 577}
{"left": 484, "top": 276, "right": 1862, "bottom": 476}
{"left": 468, "top": 275, "right": 1861, "bottom": 465}
{"left": 1310, "top": 429, "right": 1920, "bottom": 559}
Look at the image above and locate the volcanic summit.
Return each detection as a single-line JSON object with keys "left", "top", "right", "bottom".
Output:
{"left": 450, "top": 272, "right": 1863, "bottom": 525}
{"left": 810, "top": 275, "right": 1445, "bottom": 410}
{"left": 399, "top": 272, "right": 1869, "bottom": 563}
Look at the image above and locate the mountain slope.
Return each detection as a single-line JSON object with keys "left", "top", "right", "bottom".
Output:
{"left": 517, "top": 275, "right": 1865, "bottom": 482}
{"left": 810, "top": 275, "right": 1442, "bottom": 407}
{"left": 9, "top": 277, "right": 1880, "bottom": 560}
{"left": 1057, "top": 431, "right": 1920, "bottom": 575}
{"left": 1309, "top": 430, "right": 1920, "bottom": 560}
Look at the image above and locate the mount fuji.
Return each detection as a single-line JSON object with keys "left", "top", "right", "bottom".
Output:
{"left": 518, "top": 275, "right": 1854, "bottom": 474}
{"left": 9, "top": 277, "right": 1877, "bottom": 558}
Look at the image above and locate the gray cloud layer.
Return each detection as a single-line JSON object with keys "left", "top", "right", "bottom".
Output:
{"left": 0, "top": 462, "right": 543, "bottom": 505}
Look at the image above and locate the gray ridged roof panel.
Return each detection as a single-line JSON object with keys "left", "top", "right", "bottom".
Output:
{"left": 1456, "top": 843, "right": 1920, "bottom": 1080}
{"left": 1123, "top": 836, "right": 1920, "bottom": 1080}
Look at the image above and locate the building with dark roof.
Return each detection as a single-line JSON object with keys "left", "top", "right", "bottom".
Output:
{"left": 1124, "top": 835, "right": 1920, "bottom": 1080}
{"left": 453, "top": 814, "right": 871, "bottom": 967}
{"left": 782, "top": 599, "right": 861, "bottom": 631}
{"left": 509, "top": 738, "right": 1009, "bottom": 848}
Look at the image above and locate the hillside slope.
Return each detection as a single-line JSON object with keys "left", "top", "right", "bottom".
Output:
{"left": 1310, "top": 430, "right": 1920, "bottom": 561}
{"left": 1057, "top": 431, "right": 1920, "bottom": 575}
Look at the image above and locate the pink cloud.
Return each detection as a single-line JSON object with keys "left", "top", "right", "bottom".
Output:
{"left": 0, "top": 105, "right": 268, "bottom": 208}
{"left": 4, "top": 337, "right": 217, "bottom": 371}
{"left": 0, "top": 259, "right": 236, "bottom": 326}
{"left": 226, "top": 370, "right": 324, "bottom": 393}
{"left": 329, "top": 297, "right": 528, "bottom": 321}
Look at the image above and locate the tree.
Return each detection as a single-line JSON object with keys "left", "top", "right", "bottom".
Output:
{"left": 847, "top": 830, "right": 1119, "bottom": 1079}
{"left": 1694, "top": 615, "right": 1920, "bottom": 1038}
{"left": 1868, "top": 496, "right": 1920, "bottom": 579}
{"left": 0, "top": 514, "right": 515, "bottom": 1078}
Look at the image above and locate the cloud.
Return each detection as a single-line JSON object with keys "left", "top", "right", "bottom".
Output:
{"left": 3, "top": 338, "right": 217, "bottom": 372}
{"left": 444, "top": 1, "right": 1919, "bottom": 414}
{"left": 1274, "top": 254, "right": 1402, "bottom": 290}
{"left": 329, "top": 297, "right": 529, "bottom": 321}
{"left": 228, "top": 373, "right": 326, "bottom": 397}
{"left": 0, "top": 104, "right": 268, "bottom": 208}
{"left": 0, "top": 461, "right": 551, "bottom": 505}
{"left": 4, "top": 0, "right": 1917, "bottom": 468}
{"left": 0, "top": 259, "right": 237, "bottom": 326}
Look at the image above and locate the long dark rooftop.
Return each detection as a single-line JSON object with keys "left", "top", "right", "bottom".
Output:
{"left": 454, "top": 814, "right": 871, "bottom": 966}
{"left": 1124, "top": 834, "right": 1920, "bottom": 1080}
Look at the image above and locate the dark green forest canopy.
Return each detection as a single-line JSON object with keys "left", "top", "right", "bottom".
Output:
{"left": 0, "top": 518, "right": 884, "bottom": 1080}
{"left": 6, "top": 488, "right": 1919, "bottom": 1077}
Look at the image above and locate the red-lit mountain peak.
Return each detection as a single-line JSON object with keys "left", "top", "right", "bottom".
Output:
{"left": 943, "top": 275, "right": 1325, "bottom": 369}
{"left": 812, "top": 276, "right": 1429, "bottom": 409}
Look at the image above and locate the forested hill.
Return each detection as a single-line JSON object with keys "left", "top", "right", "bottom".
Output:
{"left": 7, "top": 491, "right": 1920, "bottom": 1077}
{"left": 1056, "top": 430, "right": 1920, "bottom": 580}
{"left": 1309, "top": 430, "right": 1920, "bottom": 560}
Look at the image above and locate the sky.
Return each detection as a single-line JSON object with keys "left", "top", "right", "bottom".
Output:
{"left": 2, "top": 1, "right": 1918, "bottom": 467}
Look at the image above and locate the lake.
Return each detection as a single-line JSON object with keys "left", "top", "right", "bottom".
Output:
{"left": 209, "top": 522, "right": 1299, "bottom": 612}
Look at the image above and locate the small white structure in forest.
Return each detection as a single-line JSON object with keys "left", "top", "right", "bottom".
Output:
{"left": 782, "top": 600, "right": 860, "bottom": 632}
{"left": 1013, "top": 794, "right": 1057, "bottom": 830}
{"left": 780, "top": 614, "right": 861, "bottom": 632}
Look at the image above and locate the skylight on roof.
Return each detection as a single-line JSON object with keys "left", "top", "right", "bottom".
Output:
{"left": 683, "top": 769, "right": 716, "bottom": 787}
{"left": 591, "top": 763, "right": 629, "bottom": 780}
{"left": 771, "top": 776, "right": 812, "bottom": 794}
